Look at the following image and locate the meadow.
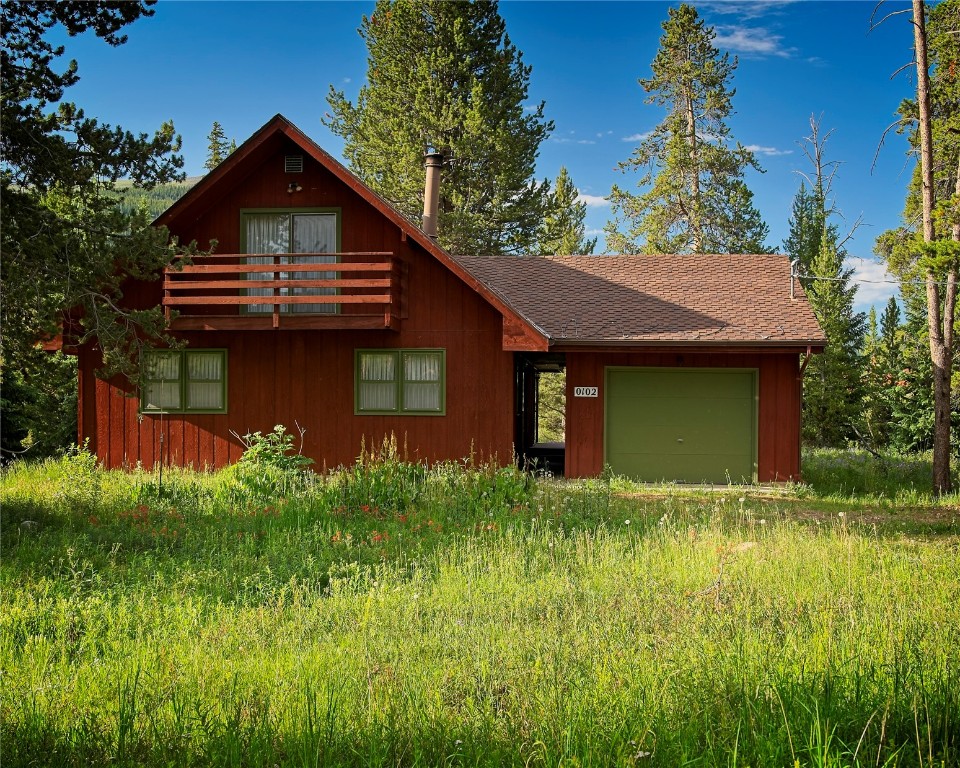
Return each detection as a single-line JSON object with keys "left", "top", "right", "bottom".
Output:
{"left": 1, "top": 440, "right": 958, "bottom": 767}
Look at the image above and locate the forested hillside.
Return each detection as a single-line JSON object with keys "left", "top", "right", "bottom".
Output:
{"left": 116, "top": 177, "right": 199, "bottom": 220}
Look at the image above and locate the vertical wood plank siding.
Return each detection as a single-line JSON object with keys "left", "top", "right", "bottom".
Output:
{"left": 84, "top": 135, "right": 515, "bottom": 470}
{"left": 565, "top": 351, "right": 801, "bottom": 482}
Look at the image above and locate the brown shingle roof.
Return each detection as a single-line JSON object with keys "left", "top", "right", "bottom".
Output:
{"left": 456, "top": 254, "right": 826, "bottom": 347}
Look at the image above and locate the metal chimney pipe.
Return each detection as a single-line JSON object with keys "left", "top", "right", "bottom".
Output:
{"left": 422, "top": 152, "right": 443, "bottom": 239}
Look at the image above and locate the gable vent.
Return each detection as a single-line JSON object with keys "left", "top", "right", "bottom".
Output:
{"left": 284, "top": 155, "right": 304, "bottom": 173}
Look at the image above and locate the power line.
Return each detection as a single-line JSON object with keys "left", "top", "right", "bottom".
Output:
{"left": 796, "top": 269, "right": 955, "bottom": 289}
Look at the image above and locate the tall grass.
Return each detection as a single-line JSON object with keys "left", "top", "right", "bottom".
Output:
{"left": 1, "top": 447, "right": 957, "bottom": 766}
{"left": 800, "top": 448, "right": 960, "bottom": 506}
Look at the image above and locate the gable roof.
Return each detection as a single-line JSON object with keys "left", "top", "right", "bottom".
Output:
{"left": 155, "top": 116, "right": 823, "bottom": 353}
{"left": 457, "top": 254, "right": 826, "bottom": 348}
{"left": 155, "top": 114, "right": 549, "bottom": 352}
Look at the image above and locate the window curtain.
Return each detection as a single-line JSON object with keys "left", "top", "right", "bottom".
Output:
{"left": 143, "top": 352, "right": 181, "bottom": 410}
{"left": 291, "top": 213, "right": 337, "bottom": 313}
{"left": 185, "top": 352, "right": 224, "bottom": 410}
{"left": 403, "top": 352, "right": 441, "bottom": 411}
{"left": 244, "top": 214, "right": 289, "bottom": 314}
{"left": 358, "top": 353, "right": 397, "bottom": 411}
{"left": 243, "top": 213, "right": 337, "bottom": 314}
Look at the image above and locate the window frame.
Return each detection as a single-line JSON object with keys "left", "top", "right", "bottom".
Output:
{"left": 140, "top": 349, "right": 229, "bottom": 415}
{"left": 239, "top": 207, "right": 342, "bottom": 316}
{"left": 354, "top": 348, "right": 446, "bottom": 416}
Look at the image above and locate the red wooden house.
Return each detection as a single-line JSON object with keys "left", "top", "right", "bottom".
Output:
{"left": 75, "top": 115, "right": 825, "bottom": 483}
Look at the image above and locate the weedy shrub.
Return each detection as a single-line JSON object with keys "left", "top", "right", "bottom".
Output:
{"left": 220, "top": 424, "right": 314, "bottom": 502}
{"left": 53, "top": 440, "right": 102, "bottom": 515}
{"left": 326, "top": 435, "right": 428, "bottom": 514}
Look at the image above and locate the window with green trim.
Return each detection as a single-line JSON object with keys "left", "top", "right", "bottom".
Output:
{"left": 141, "top": 350, "right": 227, "bottom": 413}
{"left": 355, "top": 349, "right": 445, "bottom": 415}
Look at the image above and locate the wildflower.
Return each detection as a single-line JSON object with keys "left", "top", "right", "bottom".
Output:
{"left": 88, "top": 515, "right": 100, "bottom": 526}
{"left": 624, "top": 519, "right": 631, "bottom": 526}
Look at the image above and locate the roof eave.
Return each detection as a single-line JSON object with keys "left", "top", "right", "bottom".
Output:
{"left": 550, "top": 338, "right": 827, "bottom": 351}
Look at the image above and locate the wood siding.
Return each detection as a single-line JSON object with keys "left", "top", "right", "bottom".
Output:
{"left": 82, "top": 134, "right": 515, "bottom": 470}
{"left": 564, "top": 351, "right": 802, "bottom": 482}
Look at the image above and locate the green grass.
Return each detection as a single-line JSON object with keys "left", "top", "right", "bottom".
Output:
{"left": 799, "top": 449, "right": 960, "bottom": 505}
{"left": 2, "top": 448, "right": 958, "bottom": 766}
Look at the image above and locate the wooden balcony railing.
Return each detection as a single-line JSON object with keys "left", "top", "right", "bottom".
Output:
{"left": 162, "top": 252, "right": 401, "bottom": 330}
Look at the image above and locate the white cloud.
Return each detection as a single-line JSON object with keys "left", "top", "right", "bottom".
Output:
{"left": 343, "top": 77, "right": 352, "bottom": 84}
{"left": 701, "top": 1, "right": 799, "bottom": 19}
{"left": 584, "top": 228, "right": 605, "bottom": 236}
{"left": 577, "top": 193, "right": 609, "bottom": 208}
{"left": 622, "top": 131, "right": 652, "bottom": 142}
{"left": 596, "top": 130, "right": 614, "bottom": 138}
{"left": 552, "top": 137, "right": 596, "bottom": 145}
{"left": 714, "top": 26, "right": 795, "bottom": 58}
{"left": 744, "top": 144, "right": 793, "bottom": 157}
{"left": 846, "top": 257, "right": 899, "bottom": 311}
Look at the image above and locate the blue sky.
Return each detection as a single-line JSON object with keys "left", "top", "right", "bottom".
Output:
{"left": 54, "top": 0, "right": 920, "bottom": 312}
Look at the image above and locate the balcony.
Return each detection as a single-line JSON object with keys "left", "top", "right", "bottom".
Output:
{"left": 162, "top": 252, "right": 401, "bottom": 331}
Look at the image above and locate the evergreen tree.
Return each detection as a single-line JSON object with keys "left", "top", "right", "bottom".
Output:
{"left": 1, "top": 1, "right": 188, "bottom": 427}
{"left": 205, "top": 121, "right": 230, "bottom": 170}
{"left": 861, "top": 297, "right": 906, "bottom": 449}
{"left": 535, "top": 167, "right": 597, "bottom": 255}
{"left": 890, "top": 294, "right": 937, "bottom": 452}
{"left": 605, "top": 3, "right": 768, "bottom": 254}
{"left": 326, "top": 0, "right": 552, "bottom": 256}
{"left": 783, "top": 183, "right": 826, "bottom": 281}
{"left": 784, "top": 119, "right": 865, "bottom": 446}
{"left": 228, "top": 139, "right": 237, "bottom": 155}
{"left": 875, "top": 0, "right": 959, "bottom": 492}
{"left": 802, "top": 237, "right": 867, "bottom": 446}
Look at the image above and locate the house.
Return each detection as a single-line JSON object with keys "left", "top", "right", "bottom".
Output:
{"left": 73, "top": 114, "right": 825, "bottom": 483}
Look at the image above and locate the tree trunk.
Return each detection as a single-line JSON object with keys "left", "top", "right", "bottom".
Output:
{"left": 685, "top": 92, "right": 703, "bottom": 252}
{"left": 913, "top": 0, "right": 952, "bottom": 495}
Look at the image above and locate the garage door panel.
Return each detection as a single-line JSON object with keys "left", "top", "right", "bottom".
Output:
{"left": 607, "top": 420, "right": 753, "bottom": 455}
{"left": 605, "top": 368, "right": 757, "bottom": 483}
{"left": 606, "top": 397, "right": 753, "bottom": 430}
{"left": 610, "top": 370, "right": 753, "bottom": 399}
{"left": 611, "top": 452, "right": 756, "bottom": 484}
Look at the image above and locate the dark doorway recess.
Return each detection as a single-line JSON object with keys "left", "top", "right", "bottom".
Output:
{"left": 514, "top": 353, "right": 566, "bottom": 476}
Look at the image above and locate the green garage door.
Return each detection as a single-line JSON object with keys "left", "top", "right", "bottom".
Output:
{"left": 605, "top": 368, "right": 757, "bottom": 483}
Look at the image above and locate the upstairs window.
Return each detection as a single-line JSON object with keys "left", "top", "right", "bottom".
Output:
{"left": 141, "top": 350, "right": 227, "bottom": 413}
{"left": 355, "top": 349, "right": 445, "bottom": 415}
{"left": 242, "top": 209, "right": 340, "bottom": 314}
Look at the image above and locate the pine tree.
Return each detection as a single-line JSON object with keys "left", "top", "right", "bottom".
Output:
{"left": 325, "top": 0, "right": 552, "bottom": 256}
{"left": 783, "top": 183, "right": 826, "bottom": 282}
{"left": 0, "top": 4, "right": 187, "bottom": 382}
{"left": 802, "top": 238, "right": 867, "bottom": 446}
{"left": 205, "top": 121, "right": 230, "bottom": 171}
{"left": 875, "top": 0, "right": 959, "bottom": 492}
{"left": 784, "top": 118, "right": 865, "bottom": 446}
{"left": 890, "top": 294, "right": 937, "bottom": 452}
{"left": 861, "top": 297, "right": 906, "bottom": 449}
{"left": 605, "top": 3, "right": 768, "bottom": 254}
{"left": 535, "top": 167, "right": 597, "bottom": 255}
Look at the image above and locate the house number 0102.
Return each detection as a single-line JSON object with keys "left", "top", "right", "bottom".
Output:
{"left": 573, "top": 386, "right": 598, "bottom": 398}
